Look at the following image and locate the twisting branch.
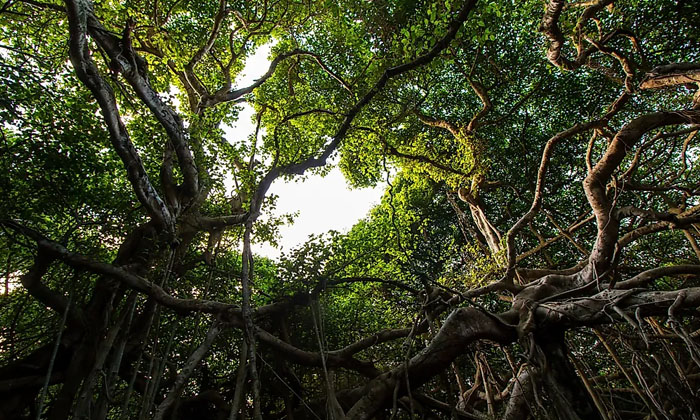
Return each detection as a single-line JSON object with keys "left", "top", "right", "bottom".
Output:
{"left": 583, "top": 110, "right": 700, "bottom": 278}
{"left": 200, "top": 48, "right": 304, "bottom": 108}
{"left": 1, "top": 218, "right": 244, "bottom": 316}
{"left": 617, "top": 205, "right": 700, "bottom": 250}
{"left": 538, "top": 285, "right": 700, "bottom": 328}
{"left": 85, "top": 12, "right": 200, "bottom": 200}
{"left": 584, "top": 35, "right": 635, "bottom": 92}
{"left": 64, "top": 0, "right": 174, "bottom": 230}
{"left": 166, "top": 0, "right": 230, "bottom": 110}
{"left": 539, "top": 0, "right": 641, "bottom": 83}
{"left": 504, "top": 119, "right": 603, "bottom": 283}
{"left": 466, "top": 78, "right": 491, "bottom": 132}
{"left": 539, "top": 0, "right": 577, "bottom": 70}
{"left": 18, "top": 250, "right": 84, "bottom": 328}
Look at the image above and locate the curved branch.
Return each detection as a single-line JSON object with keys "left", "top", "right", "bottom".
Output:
{"left": 85, "top": 12, "right": 200, "bottom": 199}
{"left": 614, "top": 265, "right": 700, "bottom": 290}
{"left": 256, "top": 328, "right": 381, "bottom": 378}
{"left": 413, "top": 109, "right": 461, "bottom": 137}
{"left": 201, "top": 48, "right": 307, "bottom": 108}
{"left": 505, "top": 119, "right": 603, "bottom": 281}
{"left": 540, "top": 0, "right": 637, "bottom": 79}
{"left": 7, "top": 226, "right": 341, "bottom": 323}
{"left": 65, "top": 0, "right": 174, "bottom": 229}
{"left": 186, "top": 0, "right": 228, "bottom": 72}
{"left": 539, "top": 0, "right": 577, "bottom": 70}
{"left": 18, "top": 251, "right": 85, "bottom": 328}
{"left": 345, "top": 307, "right": 515, "bottom": 419}
{"left": 619, "top": 204, "right": 700, "bottom": 248}
{"left": 539, "top": 286, "right": 700, "bottom": 328}
{"left": 387, "top": 145, "right": 475, "bottom": 178}
{"left": 466, "top": 78, "right": 491, "bottom": 132}
{"left": 583, "top": 110, "right": 700, "bottom": 276}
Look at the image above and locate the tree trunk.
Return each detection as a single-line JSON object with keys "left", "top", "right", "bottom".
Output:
{"left": 534, "top": 330, "right": 601, "bottom": 420}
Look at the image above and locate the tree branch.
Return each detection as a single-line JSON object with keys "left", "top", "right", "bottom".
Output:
{"left": 64, "top": 0, "right": 174, "bottom": 230}
{"left": 614, "top": 265, "right": 700, "bottom": 290}
{"left": 345, "top": 307, "right": 515, "bottom": 419}
{"left": 85, "top": 12, "right": 200, "bottom": 199}
{"left": 153, "top": 320, "right": 222, "bottom": 420}
{"left": 246, "top": 0, "right": 480, "bottom": 223}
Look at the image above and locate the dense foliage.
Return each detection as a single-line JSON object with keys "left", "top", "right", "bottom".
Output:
{"left": 1, "top": 0, "right": 699, "bottom": 419}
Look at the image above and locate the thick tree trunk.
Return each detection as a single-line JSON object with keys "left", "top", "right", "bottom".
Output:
{"left": 534, "top": 330, "right": 601, "bottom": 420}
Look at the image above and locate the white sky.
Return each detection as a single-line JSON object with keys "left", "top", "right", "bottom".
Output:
{"left": 223, "top": 45, "right": 385, "bottom": 260}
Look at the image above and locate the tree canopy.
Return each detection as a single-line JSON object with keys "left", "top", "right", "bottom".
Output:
{"left": 1, "top": 0, "right": 699, "bottom": 419}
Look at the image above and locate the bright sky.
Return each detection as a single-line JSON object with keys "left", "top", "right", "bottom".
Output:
{"left": 223, "top": 45, "right": 385, "bottom": 260}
